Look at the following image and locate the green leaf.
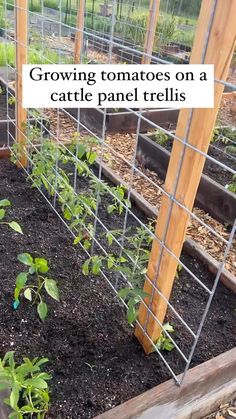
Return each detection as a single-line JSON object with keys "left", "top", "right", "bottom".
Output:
{"left": 20, "top": 405, "right": 40, "bottom": 413}
{"left": 34, "top": 358, "right": 49, "bottom": 368}
{"left": 8, "top": 221, "right": 23, "bottom": 234}
{"left": 162, "top": 339, "right": 174, "bottom": 351}
{"left": 0, "top": 208, "right": 5, "bottom": 220}
{"left": 76, "top": 143, "right": 87, "bottom": 158}
{"left": 132, "top": 288, "right": 150, "bottom": 300}
{"left": 87, "top": 151, "right": 97, "bottom": 164}
{"left": 24, "top": 288, "right": 32, "bottom": 301}
{"left": 34, "top": 258, "right": 49, "bottom": 273}
{"left": 82, "top": 259, "right": 90, "bottom": 276}
{"left": 17, "top": 253, "right": 33, "bottom": 266}
{"left": 74, "top": 235, "right": 82, "bottom": 245}
{"left": 107, "top": 256, "right": 115, "bottom": 269}
{"left": 117, "top": 288, "right": 132, "bottom": 300}
{"left": 118, "top": 256, "right": 127, "bottom": 263}
{"left": 92, "top": 257, "right": 102, "bottom": 275}
{"left": 14, "top": 272, "right": 28, "bottom": 300}
{"left": 29, "top": 266, "right": 36, "bottom": 274}
{"left": 107, "top": 204, "right": 115, "bottom": 214}
{"left": 37, "top": 302, "right": 48, "bottom": 321}
{"left": 106, "top": 232, "right": 113, "bottom": 246}
{"left": 16, "top": 272, "right": 28, "bottom": 289}
{"left": 83, "top": 240, "right": 91, "bottom": 250}
{"left": 163, "top": 322, "right": 174, "bottom": 333}
{"left": 2, "top": 351, "right": 15, "bottom": 368}
{"left": 0, "top": 199, "right": 11, "bottom": 207}
{"left": 127, "top": 301, "right": 138, "bottom": 325}
{"left": 44, "top": 279, "right": 59, "bottom": 301}
{"left": 24, "top": 377, "right": 48, "bottom": 389}
{"left": 64, "top": 208, "right": 72, "bottom": 220}
{"left": 9, "top": 412, "right": 21, "bottom": 419}
{"left": 10, "top": 383, "right": 19, "bottom": 410}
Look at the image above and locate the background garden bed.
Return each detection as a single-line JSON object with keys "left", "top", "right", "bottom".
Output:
{"left": 64, "top": 107, "right": 179, "bottom": 135}
{"left": 137, "top": 133, "right": 236, "bottom": 226}
{"left": 144, "top": 130, "right": 236, "bottom": 187}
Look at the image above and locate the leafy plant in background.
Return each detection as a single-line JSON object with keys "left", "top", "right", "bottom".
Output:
{"left": 175, "top": 263, "right": 183, "bottom": 279}
{"left": 8, "top": 96, "right": 16, "bottom": 106}
{"left": 0, "top": 351, "right": 51, "bottom": 418}
{"left": 155, "top": 15, "right": 177, "bottom": 54}
{"left": 225, "top": 145, "right": 236, "bottom": 156}
{"left": 210, "top": 127, "right": 219, "bottom": 143}
{"left": 226, "top": 175, "right": 236, "bottom": 194}
{"left": 13, "top": 253, "right": 59, "bottom": 321}
{"left": 0, "top": 199, "right": 23, "bottom": 234}
{"left": 153, "top": 129, "right": 169, "bottom": 147}
{"left": 155, "top": 322, "right": 175, "bottom": 351}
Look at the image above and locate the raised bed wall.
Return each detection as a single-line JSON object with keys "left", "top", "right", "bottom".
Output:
{"left": 138, "top": 133, "right": 236, "bottom": 226}
{"left": 64, "top": 107, "right": 179, "bottom": 135}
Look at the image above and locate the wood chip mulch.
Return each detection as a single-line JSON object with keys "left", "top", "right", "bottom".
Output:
{"left": 203, "top": 400, "right": 236, "bottom": 419}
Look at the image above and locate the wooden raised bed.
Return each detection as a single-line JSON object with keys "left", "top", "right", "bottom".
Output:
{"left": 137, "top": 133, "right": 236, "bottom": 226}
{"left": 64, "top": 107, "right": 179, "bottom": 135}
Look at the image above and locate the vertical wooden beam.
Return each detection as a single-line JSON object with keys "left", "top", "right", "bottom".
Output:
{"left": 74, "top": 0, "right": 85, "bottom": 64}
{"left": 142, "top": 0, "right": 160, "bottom": 64}
{"left": 135, "top": 0, "right": 236, "bottom": 354}
{"left": 15, "top": 0, "right": 28, "bottom": 167}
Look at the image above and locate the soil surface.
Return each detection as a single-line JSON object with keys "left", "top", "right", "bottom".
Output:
{"left": 0, "top": 158, "right": 235, "bottom": 419}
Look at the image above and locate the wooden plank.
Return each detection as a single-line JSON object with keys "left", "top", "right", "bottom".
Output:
{"left": 142, "top": 0, "right": 160, "bottom": 64}
{"left": 15, "top": 0, "right": 28, "bottom": 167}
{"left": 74, "top": 0, "right": 85, "bottom": 64}
{"left": 135, "top": 0, "right": 236, "bottom": 354}
{"left": 94, "top": 347, "right": 236, "bottom": 419}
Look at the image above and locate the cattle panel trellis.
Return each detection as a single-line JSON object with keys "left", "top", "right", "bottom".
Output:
{"left": 1, "top": 0, "right": 236, "bottom": 386}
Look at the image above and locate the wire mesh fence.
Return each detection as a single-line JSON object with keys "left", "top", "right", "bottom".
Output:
{"left": 0, "top": 0, "right": 235, "bottom": 387}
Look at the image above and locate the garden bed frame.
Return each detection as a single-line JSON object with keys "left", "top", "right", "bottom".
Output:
{"left": 137, "top": 133, "right": 236, "bottom": 226}
{"left": 64, "top": 107, "right": 179, "bottom": 135}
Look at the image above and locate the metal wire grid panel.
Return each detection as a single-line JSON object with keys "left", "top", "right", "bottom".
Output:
{"left": 1, "top": 0, "right": 236, "bottom": 385}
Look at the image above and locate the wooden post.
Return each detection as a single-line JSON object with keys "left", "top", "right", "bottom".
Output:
{"left": 135, "top": 0, "right": 236, "bottom": 354}
{"left": 15, "top": 0, "right": 28, "bottom": 167}
{"left": 142, "top": 0, "right": 160, "bottom": 64}
{"left": 74, "top": 0, "right": 85, "bottom": 63}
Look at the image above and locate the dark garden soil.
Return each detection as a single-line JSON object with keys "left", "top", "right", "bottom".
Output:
{"left": 151, "top": 136, "right": 235, "bottom": 186}
{"left": 0, "top": 158, "right": 236, "bottom": 419}
{"left": 0, "top": 93, "right": 15, "bottom": 120}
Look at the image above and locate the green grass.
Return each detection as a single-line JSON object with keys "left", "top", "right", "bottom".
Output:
{"left": 0, "top": 43, "right": 73, "bottom": 67}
